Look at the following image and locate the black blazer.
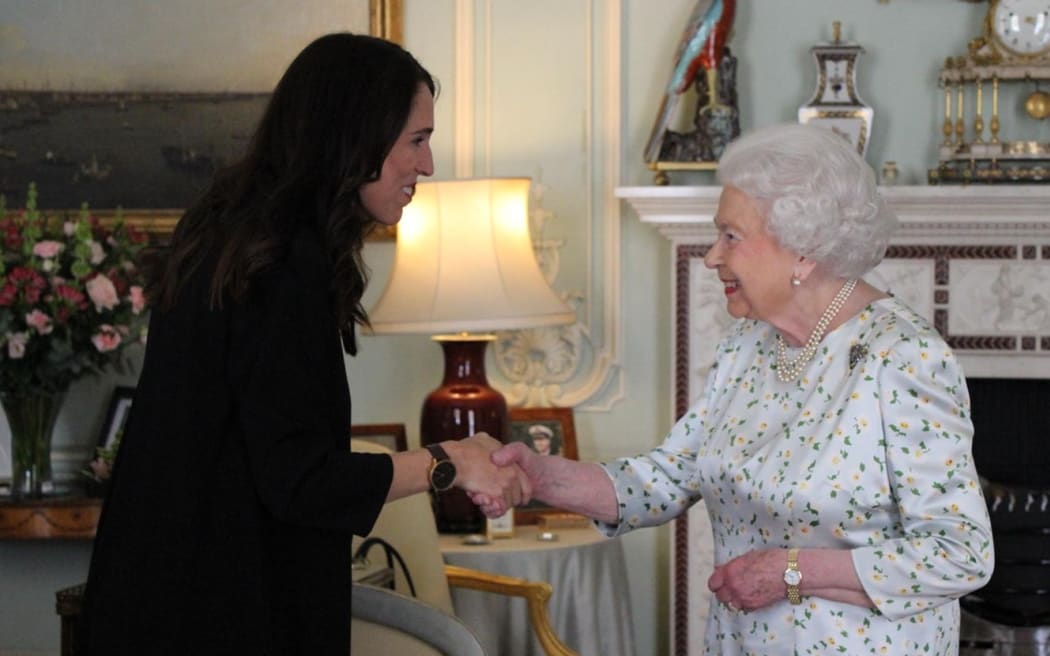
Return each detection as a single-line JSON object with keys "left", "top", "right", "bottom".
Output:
{"left": 79, "top": 228, "right": 392, "bottom": 655}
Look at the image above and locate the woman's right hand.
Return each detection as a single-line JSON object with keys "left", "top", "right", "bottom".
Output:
{"left": 444, "top": 434, "right": 531, "bottom": 515}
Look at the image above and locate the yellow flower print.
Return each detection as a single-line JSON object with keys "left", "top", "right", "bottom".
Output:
{"left": 945, "top": 458, "right": 954, "bottom": 467}
{"left": 850, "top": 392, "right": 860, "bottom": 400}
{"left": 920, "top": 351, "right": 929, "bottom": 360}
{"left": 899, "top": 421, "right": 909, "bottom": 429}
{"left": 832, "top": 455, "right": 841, "bottom": 465}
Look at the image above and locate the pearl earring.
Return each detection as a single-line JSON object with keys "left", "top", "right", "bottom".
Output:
{"left": 791, "top": 275, "right": 801, "bottom": 287}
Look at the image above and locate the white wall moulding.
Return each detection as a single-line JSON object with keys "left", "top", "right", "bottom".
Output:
{"left": 617, "top": 183, "right": 1050, "bottom": 655}
{"left": 453, "top": 1, "right": 624, "bottom": 411}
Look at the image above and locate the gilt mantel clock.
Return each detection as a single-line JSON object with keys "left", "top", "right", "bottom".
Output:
{"left": 930, "top": 0, "right": 1050, "bottom": 183}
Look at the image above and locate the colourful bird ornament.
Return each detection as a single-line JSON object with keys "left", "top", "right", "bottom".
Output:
{"left": 644, "top": 0, "right": 737, "bottom": 165}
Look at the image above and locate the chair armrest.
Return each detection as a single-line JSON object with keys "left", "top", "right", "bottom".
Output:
{"left": 444, "top": 564, "right": 579, "bottom": 656}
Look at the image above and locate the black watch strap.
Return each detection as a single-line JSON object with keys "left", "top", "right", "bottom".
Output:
{"left": 425, "top": 443, "right": 456, "bottom": 492}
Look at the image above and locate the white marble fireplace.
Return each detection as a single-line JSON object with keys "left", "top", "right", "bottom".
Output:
{"left": 618, "top": 184, "right": 1050, "bottom": 656}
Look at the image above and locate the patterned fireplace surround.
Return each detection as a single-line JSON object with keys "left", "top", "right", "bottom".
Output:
{"left": 617, "top": 185, "right": 1050, "bottom": 656}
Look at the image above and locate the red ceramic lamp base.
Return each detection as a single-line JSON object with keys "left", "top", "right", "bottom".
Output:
{"left": 420, "top": 335, "right": 508, "bottom": 534}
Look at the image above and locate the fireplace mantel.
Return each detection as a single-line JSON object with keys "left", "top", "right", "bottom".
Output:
{"left": 616, "top": 184, "right": 1050, "bottom": 655}
{"left": 619, "top": 185, "right": 1050, "bottom": 240}
{"left": 619, "top": 185, "right": 1050, "bottom": 382}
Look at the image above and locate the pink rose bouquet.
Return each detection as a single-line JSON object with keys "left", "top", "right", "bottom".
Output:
{"left": 0, "top": 184, "right": 149, "bottom": 394}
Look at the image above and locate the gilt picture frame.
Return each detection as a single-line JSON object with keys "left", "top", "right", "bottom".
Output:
{"left": 0, "top": 1, "right": 401, "bottom": 240}
{"left": 507, "top": 407, "right": 578, "bottom": 524}
{"left": 97, "top": 386, "right": 136, "bottom": 451}
{"left": 351, "top": 423, "right": 408, "bottom": 453}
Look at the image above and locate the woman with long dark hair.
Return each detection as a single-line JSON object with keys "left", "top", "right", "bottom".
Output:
{"left": 79, "top": 33, "right": 525, "bottom": 655}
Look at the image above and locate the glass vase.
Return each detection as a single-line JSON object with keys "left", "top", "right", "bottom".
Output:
{"left": 1, "top": 389, "right": 67, "bottom": 500}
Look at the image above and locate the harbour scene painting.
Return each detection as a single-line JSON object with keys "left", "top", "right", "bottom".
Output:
{"left": 0, "top": 0, "right": 371, "bottom": 212}
{"left": 0, "top": 90, "right": 267, "bottom": 209}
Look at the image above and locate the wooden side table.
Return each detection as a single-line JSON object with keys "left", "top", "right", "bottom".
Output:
{"left": 0, "top": 496, "right": 102, "bottom": 539}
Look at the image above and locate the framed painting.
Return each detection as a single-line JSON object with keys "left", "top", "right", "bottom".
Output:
{"left": 97, "top": 386, "right": 136, "bottom": 451}
{"left": 506, "top": 406, "right": 578, "bottom": 524}
{"left": 0, "top": 0, "right": 401, "bottom": 239}
{"left": 351, "top": 423, "right": 408, "bottom": 453}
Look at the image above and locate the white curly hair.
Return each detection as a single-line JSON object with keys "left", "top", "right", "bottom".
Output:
{"left": 716, "top": 123, "right": 898, "bottom": 279}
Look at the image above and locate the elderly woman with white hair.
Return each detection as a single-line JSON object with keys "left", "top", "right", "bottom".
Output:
{"left": 481, "top": 123, "right": 994, "bottom": 654}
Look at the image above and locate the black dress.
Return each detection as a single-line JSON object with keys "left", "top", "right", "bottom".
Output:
{"left": 79, "top": 228, "right": 392, "bottom": 655}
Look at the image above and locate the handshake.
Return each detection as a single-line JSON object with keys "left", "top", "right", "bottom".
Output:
{"left": 444, "top": 432, "right": 541, "bottom": 518}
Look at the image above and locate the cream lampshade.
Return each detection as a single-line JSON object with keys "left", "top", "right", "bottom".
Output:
{"left": 369, "top": 177, "right": 573, "bottom": 333}
{"left": 369, "top": 177, "right": 574, "bottom": 533}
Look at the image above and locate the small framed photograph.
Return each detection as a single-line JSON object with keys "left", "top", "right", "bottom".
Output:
{"left": 507, "top": 407, "right": 578, "bottom": 524}
{"left": 350, "top": 423, "right": 408, "bottom": 452}
{"left": 486, "top": 508, "right": 516, "bottom": 540}
{"left": 98, "top": 386, "right": 136, "bottom": 450}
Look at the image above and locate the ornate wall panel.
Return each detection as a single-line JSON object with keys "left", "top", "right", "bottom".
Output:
{"left": 452, "top": 1, "right": 625, "bottom": 410}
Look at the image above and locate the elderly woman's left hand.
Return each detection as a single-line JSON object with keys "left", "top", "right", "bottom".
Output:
{"left": 707, "top": 549, "right": 788, "bottom": 612}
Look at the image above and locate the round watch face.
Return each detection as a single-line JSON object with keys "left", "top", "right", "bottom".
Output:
{"left": 431, "top": 460, "right": 456, "bottom": 491}
{"left": 783, "top": 569, "right": 803, "bottom": 586}
{"left": 993, "top": 0, "right": 1050, "bottom": 56}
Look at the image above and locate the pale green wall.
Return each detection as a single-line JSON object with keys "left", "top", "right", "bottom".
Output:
{"left": 0, "top": 1, "right": 1013, "bottom": 653}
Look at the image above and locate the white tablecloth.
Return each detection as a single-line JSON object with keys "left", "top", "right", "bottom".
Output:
{"left": 439, "top": 525, "right": 636, "bottom": 656}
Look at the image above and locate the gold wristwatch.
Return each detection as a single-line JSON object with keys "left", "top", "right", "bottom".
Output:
{"left": 783, "top": 547, "right": 803, "bottom": 605}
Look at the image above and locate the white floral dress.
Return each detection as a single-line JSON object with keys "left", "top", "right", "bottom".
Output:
{"left": 598, "top": 297, "right": 994, "bottom": 655}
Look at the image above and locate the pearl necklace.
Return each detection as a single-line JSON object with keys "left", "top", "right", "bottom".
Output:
{"left": 774, "top": 278, "right": 858, "bottom": 383}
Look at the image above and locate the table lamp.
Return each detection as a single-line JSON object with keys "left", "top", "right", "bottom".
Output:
{"left": 369, "top": 177, "right": 575, "bottom": 533}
